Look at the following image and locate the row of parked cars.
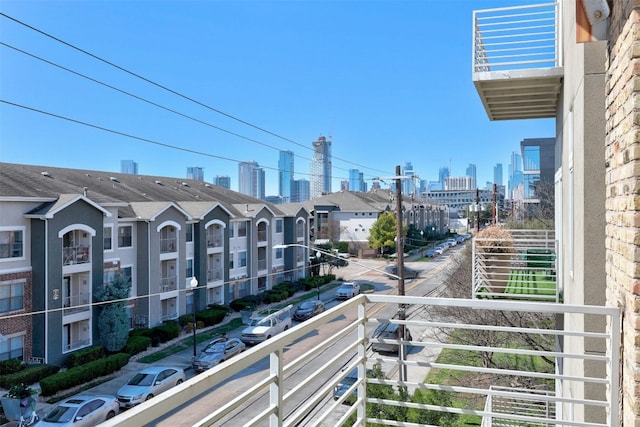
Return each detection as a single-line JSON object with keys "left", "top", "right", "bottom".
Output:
{"left": 423, "top": 233, "right": 472, "bottom": 257}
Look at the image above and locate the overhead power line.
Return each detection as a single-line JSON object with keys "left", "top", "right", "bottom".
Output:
{"left": 0, "top": 12, "right": 390, "bottom": 177}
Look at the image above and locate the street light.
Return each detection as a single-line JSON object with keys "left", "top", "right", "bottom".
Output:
{"left": 190, "top": 276, "right": 198, "bottom": 361}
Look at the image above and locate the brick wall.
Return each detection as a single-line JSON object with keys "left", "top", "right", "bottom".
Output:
{"left": 0, "top": 271, "right": 33, "bottom": 362}
{"left": 605, "top": 2, "right": 640, "bottom": 425}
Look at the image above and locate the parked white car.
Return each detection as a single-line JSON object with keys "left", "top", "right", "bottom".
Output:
{"left": 241, "top": 305, "right": 292, "bottom": 345}
{"left": 36, "top": 395, "right": 118, "bottom": 427}
{"left": 335, "top": 282, "right": 360, "bottom": 300}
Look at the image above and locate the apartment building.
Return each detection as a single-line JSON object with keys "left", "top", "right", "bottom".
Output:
{"left": 0, "top": 163, "right": 308, "bottom": 366}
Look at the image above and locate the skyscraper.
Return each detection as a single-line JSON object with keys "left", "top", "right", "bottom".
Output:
{"left": 238, "top": 161, "right": 265, "bottom": 200}
{"left": 493, "top": 163, "right": 503, "bottom": 185}
{"left": 349, "top": 169, "right": 362, "bottom": 192}
{"left": 438, "top": 167, "right": 450, "bottom": 191}
{"left": 310, "top": 136, "right": 331, "bottom": 199}
{"left": 292, "top": 179, "right": 310, "bottom": 202}
{"left": 402, "top": 161, "right": 416, "bottom": 196}
{"left": 214, "top": 175, "right": 231, "bottom": 189}
{"left": 121, "top": 160, "right": 138, "bottom": 175}
{"left": 465, "top": 163, "right": 477, "bottom": 189}
{"left": 278, "top": 150, "right": 294, "bottom": 203}
{"left": 187, "top": 166, "right": 204, "bottom": 181}
{"left": 508, "top": 152, "right": 523, "bottom": 199}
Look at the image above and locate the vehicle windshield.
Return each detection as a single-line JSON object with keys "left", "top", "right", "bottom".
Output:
{"left": 128, "top": 373, "right": 155, "bottom": 386}
{"left": 204, "top": 343, "right": 225, "bottom": 353}
{"left": 44, "top": 405, "right": 76, "bottom": 422}
{"left": 299, "top": 301, "right": 315, "bottom": 310}
{"left": 249, "top": 318, "right": 269, "bottom": 327}
{"left": 340, "top": 284, "right": 354, "bottom": 290}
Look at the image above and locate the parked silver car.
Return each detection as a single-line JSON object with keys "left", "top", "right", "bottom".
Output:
{"left": 293, "top": 300, "right": 325, "bottom": 321}
{"left": 35, "top": 395, "right": 118, "bottom": 427}
{"left": 116, "top": 366, "right": 185, "bottom": 408}
{"left": 335, "top": 282, "right": 360, "bottom": 300}
{"left": 193, "top": 337, "right": 245, "bottom": 372}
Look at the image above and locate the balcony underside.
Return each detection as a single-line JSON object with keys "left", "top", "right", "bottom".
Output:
{"left": 474, "top": 67, "right": 563, "bottom": 121}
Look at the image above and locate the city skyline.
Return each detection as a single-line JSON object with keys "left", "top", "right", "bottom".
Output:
{"left": 1, "top": 1, "right": 553, "bottom": 198}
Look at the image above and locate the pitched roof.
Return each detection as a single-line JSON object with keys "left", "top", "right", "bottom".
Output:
{"left": 0, "top": 163, "right": 275, "bottom": 210}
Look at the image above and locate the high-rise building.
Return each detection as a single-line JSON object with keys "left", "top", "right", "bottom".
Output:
{"left": 121, "top": 160, "right": 138, "bottom": 175}
{"left": 214, "top": 175, "right": 231, "bottom": 189}
{"left": 292, "top": 179, "right": 310, "bottom": 202}
{"left": 310, "top": 136, "right": 331, "bottom": 199}
{"left": 341, "top": 180, "right": 349, "bottom": 191}
{"left": 508, "top": 152, "right": 523, "bottom": 199}
{"left": 402, "top": 161, "right": 416, "bottom": 196}
{"left": 493, "top": 163, "right": 503, "bottom": 186}
{"left": 465, "top": 163, "right": 477, "bottom": 189}
{"left": 438, "top": 167, "right": 450, "bottom": 191}
{"left": 278, "top": 150, "right": 294, "bottom": 202}
{"left": 445, "top": 176, "right": 474, "bottom": 191}
{"left": 349, "top": 169, "right": 367, "bottom": 192}
{"left": 187, "top": 166, "right": 204, "bottom": 181}
{"left": 238, "top": 161, "right": 265, "bottom": 200}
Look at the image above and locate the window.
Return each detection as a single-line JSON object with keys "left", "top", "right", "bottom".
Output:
{"left": 0, "top": 229, "right": 24, "bottom": 259}
{"left": 275, "top": 248, "right": 283, "bottom": 259}
{"left": 229, "top": 255, "right": 234, "bottom": 269}
{"left": 0, "top": 335, "right": 23, "bottom": 361}
{"left": 238, "top": 251, "right": 247, "bottom": 268}
{"left": 186, "top": 259, "right": 193, "bottom": 278}
{"left": 276, "top": 219, "right": 283, "bottom": 233}
{"left": 0, "top": 281, "right": 24, "bottom": 313}
{"left": 229, "top": 223, "right": 235, "bottom": 238}
{"left": 103, "top": 227, "right": 112, "bottom": 250}
{"left": 118, "top": 225, "right": 132, "bottom": 248}
{"left": 237, "top": 222, "right": 247, "bottom": 238}
{"left": 186, "top": 224, "right": 193, "bottom": 243}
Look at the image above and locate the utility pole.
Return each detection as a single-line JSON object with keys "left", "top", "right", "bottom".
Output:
{"left": 394, "top": 165, "right": 407, "bottom": 383}
{"left": 493, "top": 183, "right": 498, "bottom": 224}
{"left": 475, "top": 188, "right": 480, "bottom": 233}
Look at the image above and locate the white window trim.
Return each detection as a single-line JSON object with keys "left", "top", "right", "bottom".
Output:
{"left": 0, "top": 226, "right": 27, "bottom": 262}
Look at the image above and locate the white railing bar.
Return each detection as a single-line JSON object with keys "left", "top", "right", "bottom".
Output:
{"left": 478, "top": 18, "right": 556, "bottom": 30}
{"left": 474, "top": 2, "right": 557, "bottom": 15}
{"left": 479, "top": 27, "right": 555, "bottom": 38}
{"left": 477, "top": 59, "right": 558, "bottom": 68}
{"left": 246, "top": 405, "right": 275, "bottom": 427}
{"left": 283, "top": 368, "right": 344, "bottom": 427}
{"left": 194, "top": 372, "right": 276, "bottom": 426}
{"left": 476, "top": 9, "right": 555, "bottom": 21}
{"left": 487, "top": 52, "right": 557, "bottom": 62}
{"left": 484, "top": 45, "right": 557, "bottom": 54}
{"left": 365, "top": 295, "right": 619, "bottom": 317}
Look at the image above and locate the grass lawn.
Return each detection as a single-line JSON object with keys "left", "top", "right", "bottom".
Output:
{"left": 504, "top": 269, "right": 557, "bottom": 300}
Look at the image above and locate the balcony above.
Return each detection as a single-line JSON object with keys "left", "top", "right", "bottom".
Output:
{"left": 473, "top": 3, "right": 563, "bottom": 120}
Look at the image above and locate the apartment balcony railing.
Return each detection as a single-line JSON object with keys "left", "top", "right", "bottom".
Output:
{"left": 257, "top": 258, "right": 267, "bottom": 271}
{"left": 160, "top": 312, "right": 177, "bottom": 322}
{"left": 206, "top": 232, "right": 223, "bottom": 248}
{"left": 207, "top": 268, "right": 223, "bottom": 282}
{"left": 64, "top": 338, "right": 91, "bottom": 352}
{"left": 160, "top": 277, "right": 177, "bottom": 292}
{"left": 160, "top": 237, "right": 177, "bottom": 253}
{"left": 472, "top": 2, "right": 563, "bottom": 120}
{"left": 105, "top": 294, "right": 619, "bottom": 427}
{"left": 472, "top": 229, "right": 558, "bottom": 302}
{"left": 257, "top": 229, "right": 268, "bottom": 243}
{"left": 62, "top": 246, "right": 90, "bottom": 265}
{"left": 62, "top": 292, "right": 90, "bottom": 314}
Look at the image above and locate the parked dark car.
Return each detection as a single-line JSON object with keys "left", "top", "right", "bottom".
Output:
{"left": 371, "top": 322, "right": 413, "bottom": 354}
{"left": 384, "top": 265, "right": 420, "bottom": 279}
{"left": 333, "top": 367, "right": 374, "bottom": 402}
{"left": 192, "top": 337, "right": 245, "bottom": 372}
{"left": 423, "top": 249, "right": 436, "bottom": 257}
{"left": 293, "top": 300, "right": 325, "bottom": 321}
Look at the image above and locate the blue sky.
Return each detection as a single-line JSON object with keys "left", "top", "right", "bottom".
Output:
{"left": 0, "top": 0, "right": 554, "bottom": 197}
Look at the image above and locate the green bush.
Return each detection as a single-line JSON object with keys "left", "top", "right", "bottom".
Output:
{"left": 0, "top": 364, "right": 60, "bottom": 390}
{"left": 40, "top": 353, "right": 130, "bottom": 396}
{"left": 152, "top": 322, "right": 179, "bottom": 343}
{"left": 65, "top": 345, "right": 106, "bottom": 369}
{"left": 178, "top": 314, "right": 194, "bottom": 328}
{"left": 206, "top": 303, "right": 231, "bottom": 312}
{"left": 230, "top": 297, "right": 257, "bottom": 312}
{"left": 123, "top": 335, "right": 151, "bottom": 355}
{"left": 0, "top": 359, "right": 22, "bottom": 376}
{"left": 129, "top": 328, "right": 153, "bottom": 338}
{"left": 196, "top": 309, "right": 226, "bottom": 326}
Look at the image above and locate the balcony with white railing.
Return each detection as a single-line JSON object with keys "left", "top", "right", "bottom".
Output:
{"left": 103, "top": 294, "right": 618, "bottom": 427}
{"left": 473, "top": 3, "right": 563, "bottom": 120}
{"left": 472, "top": 229, "right": 558, "bottom": 302}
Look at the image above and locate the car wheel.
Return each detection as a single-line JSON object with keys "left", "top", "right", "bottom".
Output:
{"left": 284, "top": 325, "right": 289, "bottom": 330}
{"left": 177, "top": 379, "right": 183, "bottom": 385}
{"left": 106, "top": 411, "right": 116, "bottom": 420}
{"left": 145, "top": 394, "right": 154, "bottom": 401}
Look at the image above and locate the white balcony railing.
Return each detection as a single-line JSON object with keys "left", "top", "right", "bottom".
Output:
{"left": 472, "top": 229, "right": 558, "bottom": 302}
{"left": 472, "top": 2, "right": 563, "bottom": 120}
{"left": 104, "top": 294, "right": 619, "bottom": 427}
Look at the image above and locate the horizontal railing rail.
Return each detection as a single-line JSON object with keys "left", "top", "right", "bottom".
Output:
{"left": 473, "top": 2, "right": 560, "bottom": 73}
{"left": 103, "top": 294, "right": 619, "bottom": 427}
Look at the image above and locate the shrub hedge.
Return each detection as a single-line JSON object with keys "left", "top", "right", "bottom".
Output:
{"left": 123, "top": 335, "right": 151, "bottom": 356}
{"left": 196, "top": 309, "right": 226, "bottom": 326}
{"left": 0, "top": 364, "right": 60, "bottom": 390}
{"left": 64, "top": 345, "right": 106, "bottom": 369}
{"left": 0, "top": 359, "right": 22, "bottom": 376}
{"left": 40, "top": 353, "right": 130, "bottom": 396}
